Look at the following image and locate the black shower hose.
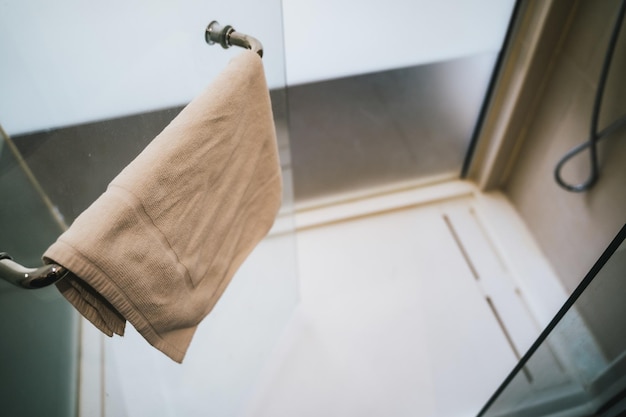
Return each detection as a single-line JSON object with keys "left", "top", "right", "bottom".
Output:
{"left": 554, "top": 0, "right": 626, "bottom": 192}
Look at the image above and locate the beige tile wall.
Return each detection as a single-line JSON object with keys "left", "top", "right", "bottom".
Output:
{"left": 505, "top": 0, "right": 626, "bottom": 292}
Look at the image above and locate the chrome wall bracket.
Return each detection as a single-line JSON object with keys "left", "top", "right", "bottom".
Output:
{"left": 205, "top": 20, "right": 263, "bottom": 58}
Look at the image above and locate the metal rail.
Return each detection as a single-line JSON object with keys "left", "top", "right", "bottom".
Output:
{"left": 0, "top": 20, "right": 264, "bottom": 290}
{"left": 0, "top": 253, "right": 68, "bottom": 289}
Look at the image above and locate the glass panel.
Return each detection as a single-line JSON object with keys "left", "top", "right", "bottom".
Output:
{"left": 282, "top": 0, "right": 518, "bottom": 202}
{"left": 287, "top": 53, "right": 501, "bottom": 200}
{"left": 479, "top": 225, "right": 626, "bottom": 417}
{"left": 0, "top": 131, "right": 79, "bottom": 417}
{"left": 0, "top": 1, "right": 297, "bottom": 416}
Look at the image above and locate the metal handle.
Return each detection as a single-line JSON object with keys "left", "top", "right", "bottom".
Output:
{"left": 205, "top": 21, "right": 263, "bottom": 58}
{"left": 0, "top": 253, "right": 68, "bottom": 289}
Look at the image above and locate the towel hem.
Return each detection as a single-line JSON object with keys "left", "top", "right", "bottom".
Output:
{"left": 46, "top": 241, "right": 188, "bottom": 363}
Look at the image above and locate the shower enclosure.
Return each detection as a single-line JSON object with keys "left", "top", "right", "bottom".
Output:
{"left": 1, "top": 0, "right": 517, "bottom": 416}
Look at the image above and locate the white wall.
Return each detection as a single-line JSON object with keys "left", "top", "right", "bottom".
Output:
{"left": 0, "top": 0, "right": 515, "bottom": 135}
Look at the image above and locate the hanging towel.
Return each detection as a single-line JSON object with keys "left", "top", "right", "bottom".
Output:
{"left": 43, "top": 50, "right": 282, "bottom": 363}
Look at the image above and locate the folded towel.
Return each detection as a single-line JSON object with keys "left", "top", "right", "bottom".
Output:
{"left": 43, "top": 50, "right": 282, "bottom": 363}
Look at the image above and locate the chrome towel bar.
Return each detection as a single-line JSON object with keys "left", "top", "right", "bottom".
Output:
{"left": 0, "top": 253, "right": 68, "bottom": 289}
{"left": 0, "top": 21, "right": 263, "bottom": 290}
{"left": 205, "top": 21, "right": 263, "bottom": 58}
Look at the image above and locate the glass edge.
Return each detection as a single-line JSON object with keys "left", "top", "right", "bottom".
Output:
{"left": 476, "top": 222, "right": 626, "bottom": 417}
{"left": 460, "top": 0, "right": 525, "bottom": 179}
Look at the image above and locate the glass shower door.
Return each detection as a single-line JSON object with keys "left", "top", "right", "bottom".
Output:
{"left": 0, "top": 1, "right": 297, "bottom": 416}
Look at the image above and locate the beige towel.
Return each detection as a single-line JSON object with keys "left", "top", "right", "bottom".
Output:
{"left": 43, "top": 50, "right": 282, "bottom": 363}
